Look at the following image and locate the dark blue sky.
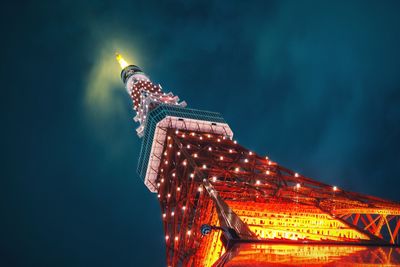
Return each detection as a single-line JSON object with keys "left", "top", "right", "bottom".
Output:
{"left": 1, "top": 0, "right": 400, "bottom": 266}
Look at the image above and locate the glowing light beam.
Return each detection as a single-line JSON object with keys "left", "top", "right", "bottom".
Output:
{"left": 115, "top": 52, "right": 129, "bottom": 69}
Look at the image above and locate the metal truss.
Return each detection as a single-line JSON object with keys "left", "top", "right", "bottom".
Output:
{"left": 153, "top": 127, "right": 400, "bottom": 266}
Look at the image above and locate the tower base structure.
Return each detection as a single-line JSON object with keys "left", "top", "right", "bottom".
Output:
{"left": 137, "top": 105, "right": 400, "bottom": 267}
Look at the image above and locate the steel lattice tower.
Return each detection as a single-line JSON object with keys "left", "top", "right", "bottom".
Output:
{"left": 116, "top": 54, "right": 400, "bottom": 266}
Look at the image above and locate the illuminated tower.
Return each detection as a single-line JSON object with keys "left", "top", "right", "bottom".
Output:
{"left": 116, "top": 54, "right": 400, "bottom": 266}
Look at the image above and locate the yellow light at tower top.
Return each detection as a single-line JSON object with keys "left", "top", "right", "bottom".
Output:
{"left": 115, "top": 53, "right": 129, "bottom": 69}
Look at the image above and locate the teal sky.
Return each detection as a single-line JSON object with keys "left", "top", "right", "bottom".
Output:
{"left": 1, "top": 0, "right": 400, "bottom": 266}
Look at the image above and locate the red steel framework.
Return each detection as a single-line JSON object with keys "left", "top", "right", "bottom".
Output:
{"left": 157, "top": 127, "right": 400, "bottom": 266}
{"left": 116, "top": 54, "right": 400, "bottom": 266}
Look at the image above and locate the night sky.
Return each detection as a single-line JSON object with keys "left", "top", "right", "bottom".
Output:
{"left": 2, "top": 1, "right": 400, "bottom": 266}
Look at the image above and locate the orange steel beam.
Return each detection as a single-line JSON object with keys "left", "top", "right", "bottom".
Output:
{"left": 392, "top": 219, "right": 400, "bottom": 244}
{"left": 366, "top": 214, "right": 379, "bottom": 233}
{"left": 385, "top": 216, "right": 395, "bottom": 245}
{"left": 354, "top": 214, "right": 361, "bottom": 225}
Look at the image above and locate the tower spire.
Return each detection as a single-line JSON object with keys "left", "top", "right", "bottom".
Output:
{"left": 115, "top": 53, "right": 129, "bottom": 69}
{"left": 116, "top": 52, "right": 186, "bottom": 137}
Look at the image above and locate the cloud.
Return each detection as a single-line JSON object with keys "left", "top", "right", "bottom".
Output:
{"left": 83, "top": 38, "right": 141, "bottom": 156}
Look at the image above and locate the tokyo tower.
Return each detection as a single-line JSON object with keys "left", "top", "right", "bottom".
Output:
{"left": 116, "top": 53, "right": 400, "bottom": 266}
